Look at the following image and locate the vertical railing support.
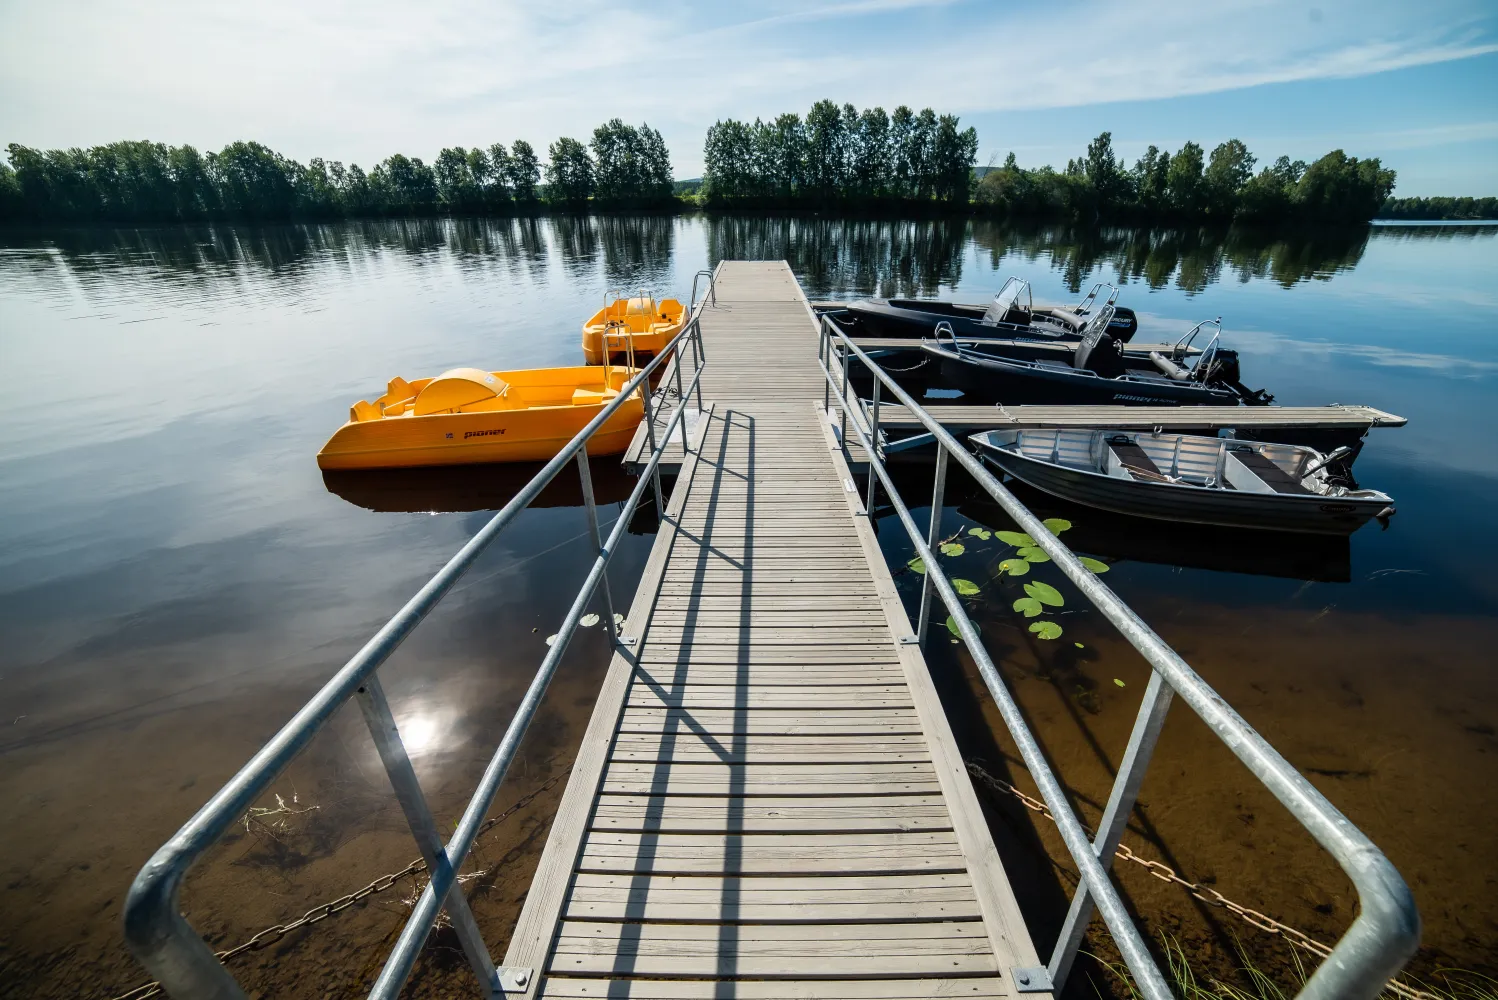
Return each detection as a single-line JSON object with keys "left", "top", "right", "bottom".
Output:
{"left": 691, "top": 322, "right": 704, "bottom": 410}
{"left": 1048, "top": 669, "right": 1175, "bottom": 990}
{"left": 355, "top": 674, "right": 500, "bottom": 997}
{"left": 866, "top": 376, "right": 882, "bottom": 515}
{"left": 916, "top": 445, "right": 949, "bottom": 645}
{"left": 839, "top": 341, "right": 851, "bottom": 445}
{"left": 575, "top": 446, "right": 619, "bottom": 645}
{"left": 821, "top": 319, "right": 831, "bottom": 413}
{"left": 637, "top": 382, "right": 666, "bottom": 523}
{"left": 672, "top": 351, "right": 691, "bottom": 455}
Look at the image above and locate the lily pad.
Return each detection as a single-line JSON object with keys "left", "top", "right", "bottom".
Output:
{"left": 1024, "top": 581, "right": 1065, "bottom": 607}
{"left": 953, "top": 578, "right": 981, "bottom": 596}
{"left": 1029, "top": 620, "right": 1063, "bottom": 640}
{"left": 1079, "top": 556, "right": 1110, "bottom": 574}
{"left": 1074, "top": 642, "right": 1085, "bottom": 649}
{"left": 997, "top": 558, "right": 1030, "bottom": 576}
{"left": 1016, "top": 545, "right": 1051, "bottom": 563}
{"left": 613, "top": 613, "right": 626, "bottom": 625}
{"left": 1113, "top": 677, "right": 1127, "bottom": 687}
{"left": 907, "top": 556, "right": 926, "bottom": 575}
{"left": 995, "top": 530, "right": 1035, "bottom": 547}
{"left": 1012, "top": 597, "right": 1043, "bottom": 617}
{"left": 945, "top": 615, "right": 961, "bottom": 637}
{"left": 580, "top": 613, "right": 600, "bottom": 627}
{"left": 545, "top": 633, "right": 559, "bottom": 647}
{"left": 1043, "top": 517, "right": 1073, "bottom": 535}
{"left": 939, "top": 541, "right": 965, "bottom": 557}
{"left": 967, "top": 527, "right": 992, "bottom": 540}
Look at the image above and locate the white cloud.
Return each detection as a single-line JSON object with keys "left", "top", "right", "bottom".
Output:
{"left": 0, "top": 0, "right": 1494, "bottom": 177}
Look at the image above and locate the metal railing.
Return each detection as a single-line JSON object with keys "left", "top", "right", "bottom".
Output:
{"left": 123, "top": 283, "right": 715, "bottom": 1000}
{"left": 817, "top": 314, "right": 1419, "bottom": 1000}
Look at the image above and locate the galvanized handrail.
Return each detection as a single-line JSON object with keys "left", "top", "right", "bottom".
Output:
{"left": 123, "top": 281, "right": 717, "bottom": 1000}
{"left": 817, "top": 314, "right": 1419, "bottom": 1000}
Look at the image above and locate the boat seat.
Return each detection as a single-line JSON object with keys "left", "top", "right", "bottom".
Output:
{"left": 351, "top": 399, "right": 382, "bottom": 422}
{"left": 571, "top": 387, "right": 611, "bottom": 406}
{"left": 1107, "top": 437, "right": 1167, "bottom": 481}
{"left": 1229, "top": 448, "right": 1313, "bottom": 494}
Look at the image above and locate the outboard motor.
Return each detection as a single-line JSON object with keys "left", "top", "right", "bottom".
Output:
{"left": 1200, "top": 349, "right": 1274, "bottom": 405}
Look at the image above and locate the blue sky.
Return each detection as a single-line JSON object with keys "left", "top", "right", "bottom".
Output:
{"left": 1, "top": 0, "right": 1495, "bottom": 195}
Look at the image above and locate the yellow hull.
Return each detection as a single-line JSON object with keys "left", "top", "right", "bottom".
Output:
{"left": 582, "top": 296, "right": 686, "bottom": 365}
{"left": 317, "top": 366, "right": 643, "bottom": 470}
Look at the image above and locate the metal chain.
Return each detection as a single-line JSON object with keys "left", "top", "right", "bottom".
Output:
{"left": 963, "top": 761, "right": 1435, "bottom": 1000}
{"left": 108, "top": 770, "right": 565, "bottom": 1000}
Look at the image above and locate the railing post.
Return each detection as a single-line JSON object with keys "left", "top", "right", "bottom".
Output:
{"left": 691, "top": 321, "right": 704, "bottom": 410}
{"left": 866, "top": 375, "right": 882, "bottom": 515}
{"left": 916, "top": 445, "right": 949, "bottom": 645}
{"left": 839, "top": 344, "right": 851, "bottom": 447}
{"left": 575, "top": 446, "right": 619, "bottom": 644}
{"left": 821, "top": 319, "right": 831, "bottom": 413}
{"left": 355, "top": 673, "right": 501, "bottom": 998}
{"left": 637, "top": 382, "right": 666, "bottom": 523}
{"left": 672, "top": 351, "right": 691, "bottom": 456}
{"left": 1048, "top": 670, "right": 1175, "bottom": 989}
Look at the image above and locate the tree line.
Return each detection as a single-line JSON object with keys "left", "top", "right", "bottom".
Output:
{"left": 975, "top": 133, "right": 1400, "bottom": 224}
{"left": 0, "top": 119, "right": 673, "bottom": 223}
{"left": 1377, "top": 196, "right": 1498, "bottom": 220}
{"left": 701, "top": 100, "right": 979, "bottom": 209}
{"left": 5, "top": 111, "right": 1489, "bottom": 226}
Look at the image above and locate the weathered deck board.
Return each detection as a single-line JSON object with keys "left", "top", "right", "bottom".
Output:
{"left": 501, "top": 262, "right": 1044, "bottom": 1000}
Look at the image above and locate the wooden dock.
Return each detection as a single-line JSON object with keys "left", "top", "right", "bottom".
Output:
{"left": 501, "top": 262, "right": 1046, "bottom": 998}
{"left": 860, "top": 401, "right": 1406, "bottom": 436}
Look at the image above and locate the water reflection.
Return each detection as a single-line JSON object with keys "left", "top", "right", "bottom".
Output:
{"left": 706, "top": 216, "right": 971, "bottom": 297}
{"left": 11, "top": 217, "right": 1486, "bottom": 304}
{"left": 322, "top": 457, "right": 638, "bottom": 514}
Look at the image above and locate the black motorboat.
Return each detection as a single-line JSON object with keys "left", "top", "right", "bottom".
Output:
{"left": 839, "top": 278, "right": 1139, "bottom": 343}
{"left": 920, "top": 313, "right": 1273, "bottom": 407}
{"left": 971, "top": 427, "right": 1393, "bottom": 535}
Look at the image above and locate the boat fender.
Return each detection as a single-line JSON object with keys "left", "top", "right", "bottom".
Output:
{"left": 1148, "top": 351, "right": 1191, "bottom": 381}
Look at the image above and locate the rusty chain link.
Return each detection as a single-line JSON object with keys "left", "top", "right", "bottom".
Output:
{"left": 108, "top": 770, "right": 565, "bottom": 1000}
{"left": 964, "top": 760, "right": 1434, "bottom": 1000}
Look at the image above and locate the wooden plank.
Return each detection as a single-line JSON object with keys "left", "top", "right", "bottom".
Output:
{"left": 868, "top": 401, "right": 1406, "bottom": 431}
{"left": 589, "top": 794, "right": 956, "bottom": 834}
{"left": 538, "top": 977, "right": 1010, "bottom": 998}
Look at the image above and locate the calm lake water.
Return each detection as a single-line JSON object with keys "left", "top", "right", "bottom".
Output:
{"left": 0, "top": 217, "right": 1494, "bottom": 997}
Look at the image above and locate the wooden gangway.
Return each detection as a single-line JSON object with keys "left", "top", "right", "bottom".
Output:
{"left": 501, "top": 262, "right": 1046, "bottom": 997}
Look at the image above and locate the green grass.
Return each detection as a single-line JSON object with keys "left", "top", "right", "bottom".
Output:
{"left": 1089, "top": 935, "right": 1496, "bottom": 1000}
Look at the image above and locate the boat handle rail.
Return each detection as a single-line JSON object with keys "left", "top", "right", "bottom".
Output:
{"left": 1172, "top": 316, "right": 1222, "bottom": 360}
{"left": 816, "top": 312, "right": 1419, "bottom": 1000}
{"left": 123, "top": 267, "right": 720, "bottom": 1000}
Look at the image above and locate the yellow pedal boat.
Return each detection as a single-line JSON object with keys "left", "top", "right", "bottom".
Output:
{"left": 316, "top": 366, "right": 643, "bottom": 470}
{"left": 582, "top": 293, "right": 686, "bottom": 365}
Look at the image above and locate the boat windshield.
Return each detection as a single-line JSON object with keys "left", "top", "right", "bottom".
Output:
{"left": 981, "top": 277, "right": 1032, "bottom": 325}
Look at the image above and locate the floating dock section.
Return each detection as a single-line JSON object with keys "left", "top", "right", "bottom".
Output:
{"left": 502, "top": 262, "right": 1046, "bottom": 997}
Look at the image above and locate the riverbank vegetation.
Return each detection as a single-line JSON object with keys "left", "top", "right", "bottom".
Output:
{"left": 1378, "top": 195, "right": 1498, "bottom": 220}
{"left": 0, "top": 119, "right": 672, "bottom": 223}
{"left": 4, "top": 107, "right": 1489, "bottom": 225}
{"left": 975, "top": 134, "right": 1398, "bottom": 224}
{"left": 700, "top": 100, "right": 980, "bottom": 210}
